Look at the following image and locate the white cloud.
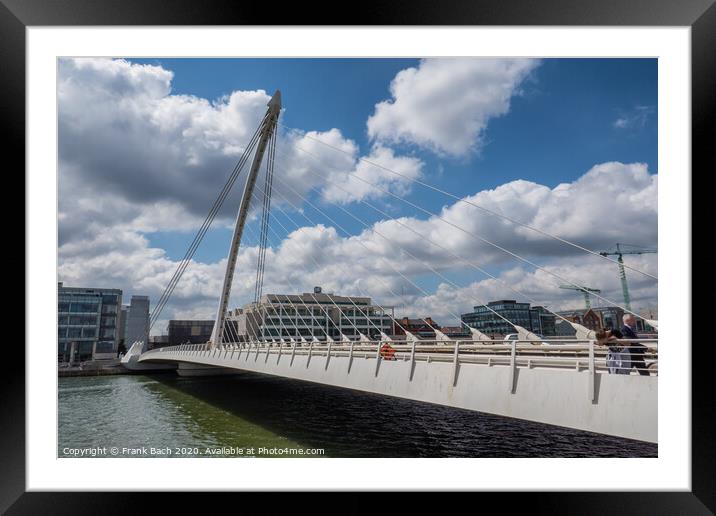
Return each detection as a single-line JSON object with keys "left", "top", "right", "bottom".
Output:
{"left": 60, "top": 160, "right": 657, "bottom": 332}
{"left": 345, "top": 161, "right": 658, "bottom": 272}
{"left": 318, "top": 144, "right": 424, "bottom": 204}
{"left": 367, "top": 58, "right": 540, "bottom": 157}
{"left": 271, "top": 129, "right": 424, "bottom": 205}
{"left": 58, "top": 58, "right": 657, "bottom": 333}
{"left": 58, "top": 57, "right": 424, "bottom": 250}
{"left": 400, "top": 253, "right": 658, "bottom": 325}
{"left": 59, "top": 57, "right": 271, "bottom": 230}
{"left": 56, "top": 57, "right": 424, "bottom": 330}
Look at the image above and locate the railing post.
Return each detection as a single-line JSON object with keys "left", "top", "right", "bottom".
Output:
{"left": 306, "top": 341, "right": 313, "bottom": 368}
{"left": 452, "top": 340, "right": 460, "bottom": 386}
{"left": 290, "top": 341, "right": 296, "bottom": 367}
{"left": 374, "top": 339, "right": 382, "bottom": 376}
{"left": 277, "top": 341, "right": 282, "bottom": 364}
{"left": 347, "top": 340, "right": 354, "bottom": 373}
{"left": 509, "top": 341, "right": 517, "bottom": 393}
{"left": 409, "top": 338, "right": 416, "bottom": 381}
{"left": 588, "top": 339, "right": 596, "bottom": 402}
{"left": 325, "top": 341, "right": 332, "bottom": 370}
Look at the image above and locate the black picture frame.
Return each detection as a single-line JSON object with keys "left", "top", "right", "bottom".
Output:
{"left": 4, "top": 0, "right": 708, "bottom": 512}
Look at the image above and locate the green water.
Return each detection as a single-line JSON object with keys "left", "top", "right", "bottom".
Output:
{"left": 58, "top": 372, "right": 658, "bottom": 458}
{"left": 58, "top": 374, "right": 312, "bottom": 458}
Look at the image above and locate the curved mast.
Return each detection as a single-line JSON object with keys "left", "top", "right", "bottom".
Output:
{"left": 210, "top": 90, "right": 281, "bottom": 346}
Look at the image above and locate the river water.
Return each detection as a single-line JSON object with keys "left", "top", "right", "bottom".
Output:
{"left": 58, "top": 372, "right": 657, "bottom": 458}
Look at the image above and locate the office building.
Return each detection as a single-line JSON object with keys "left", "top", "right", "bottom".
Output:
{"left": 125, "top": 295, "right": 150, "bottom": 346}
{"left": 392, "top": 317, "right": 441, "bottom": 339}
{"left": 117, "top": 305, "right": 128, "bottom": 347}
{"left": 232, "top": 287, "right": 394, "bottom": 342}
{"left": 557, "top": 308, "right": 603, "bottom": 333}
{"left": 440, "top": 326, "right": 472, "bottom": 339}
{"left": 532, "top": 305, "right": 557, "bottom": 336}
{"left": 148, "top": 334, "right": 170, "bottom": 349}
{"left": 58, "top": 282, "right": 122, "bottom": 362}
{"left": 461, "top": 300, "right": 557, "bottom": 338}
{"left": 167, "top": 320, "right": 215, "bottom": 346}
{"left": 556, "top": 306, "right": 655, "bottom": 336}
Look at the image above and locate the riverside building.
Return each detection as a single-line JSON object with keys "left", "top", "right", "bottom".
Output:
{"left": 461, "top": 300, "right": 557, "bottom": 338}
{"left": 232, "top": 287, "right": 394, "bottom": 342}
{"left": 58, "top": 282, "right": 122, "bottom": 362}
{"left": 125, "top": 295, "right": 150, "bottom": 347}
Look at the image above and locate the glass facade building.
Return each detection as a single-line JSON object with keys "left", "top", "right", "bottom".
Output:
{"left": 126, "top": 295, "right": 150, "bottom": 347}
{"left": 167, "top": 320, "right": 216, "bottom": 346}
{"left": 233, "top": 288, "right": 394, "bottom": 342}
{"left": 58, "top": 283, "right": 122, "bottom": 362}
{"left": 461, "top": 300, "right": 557, "bottom": 337}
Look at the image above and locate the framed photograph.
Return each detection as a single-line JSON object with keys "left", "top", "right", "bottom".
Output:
{"left": 6, "top": 0, "right": 709, "bottom": 510}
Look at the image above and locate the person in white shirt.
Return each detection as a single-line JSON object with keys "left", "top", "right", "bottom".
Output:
{"left": 596, "top": 328, "right": 631, "bottom": 374}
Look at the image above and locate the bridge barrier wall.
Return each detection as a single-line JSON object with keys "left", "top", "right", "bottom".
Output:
{"left": 138, "top": 342, "right": 657, "bottom": 443}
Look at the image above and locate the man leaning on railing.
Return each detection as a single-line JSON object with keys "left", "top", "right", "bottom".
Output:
{"left": 622, "top": 314, "right": 649, "bottom": 376}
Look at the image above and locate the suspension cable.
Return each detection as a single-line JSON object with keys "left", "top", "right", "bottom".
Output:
{"left": 281, "top": 123, "right": 658, "bottom": 281}
{"left": 253, "top": 127, "right": 277, "bottom": 303}
{"left": 147, "top": 113, "right": 268, "bottom": 333}
{"left": 267, "top": 172, "right": 522, "bottom": 332}
{"left": 279, "top": 163, "right": 590, "bottom": 328}
{"left": 250, "top": 181, "right": 413, "bottom": 338}
{"left": 274, "top": 144, "right": 653, "bottom": 321}
{"left": 244, "top": 185, "right": 402, "bottom": 340}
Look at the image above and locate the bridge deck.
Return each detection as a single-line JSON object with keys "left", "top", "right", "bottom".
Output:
{"left": 132, "top": 340, "right": 657, "bottom": 443}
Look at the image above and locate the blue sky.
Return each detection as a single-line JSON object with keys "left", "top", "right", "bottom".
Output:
{"left": 132, "top": 58, "right": 657, "bottom": 265}
{"left": 58, "top": 57, "right": 658, "bottom": 325}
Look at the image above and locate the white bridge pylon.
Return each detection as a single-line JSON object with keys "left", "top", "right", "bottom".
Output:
{"left": 210, "top": 90, "right": 281, "bottom": 347}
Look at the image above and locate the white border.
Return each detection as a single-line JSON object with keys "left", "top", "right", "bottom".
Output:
{"left": 27, "top": 27, "right": 690, "bottom": 491}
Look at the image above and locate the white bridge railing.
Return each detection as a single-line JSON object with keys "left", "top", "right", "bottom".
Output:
{"left": 140, "top": 338, "right": 658, "bottom": 378}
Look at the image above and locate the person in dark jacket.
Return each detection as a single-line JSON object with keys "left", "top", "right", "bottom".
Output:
{"left": 622, "top": 314, "right": 649, "bottom": 376}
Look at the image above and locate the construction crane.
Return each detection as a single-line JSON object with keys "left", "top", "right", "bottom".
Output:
{"left": 559, "top": 284, "right": 601, "bottom": 309}
{"left": 599, "top": 243, "right": 657, "bottom": 311}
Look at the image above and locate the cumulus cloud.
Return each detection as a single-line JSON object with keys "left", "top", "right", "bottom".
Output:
{"left": 319, "top": 144, "right": 423, "bottom": 204}
{"left": 59, "top": 57, "right": 270, "bottom": 222}
{"left": 58, "top": 57, "right": 424, "bottom": 249}
{"left": 400, "top": 253, "right": 658, "bottom": 325}
{"left": 315, "top": 161, "right": 657, "bottom": 277}
{"left": 58, "top": 58, "right": 657, "bottom": 333}
{"left": 61, "top": 160, "right": 656, "bottom": 332}
{"left": 274, "top": 129, "right": 423, "bottom": 205}
{"left": 57, "top": 57, "right": 425, "bottom": 329}
{"left": 367, "top": 58, "right": 540, "bottom": 157}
